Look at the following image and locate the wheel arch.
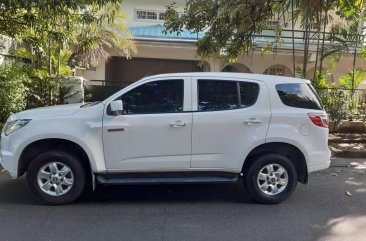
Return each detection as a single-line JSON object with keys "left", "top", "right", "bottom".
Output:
{"left": 18, "top": 138, "right": 93, "bottom": 185}
{"left": 242, "top": 142, "right": 308, "bottom": 184}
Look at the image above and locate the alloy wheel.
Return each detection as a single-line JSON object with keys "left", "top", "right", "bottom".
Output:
{"left": 37, "top": 162, "right": 74, "bottom": 196}
{"left": 257, "top": 163, "right": 288, "bottom": 196}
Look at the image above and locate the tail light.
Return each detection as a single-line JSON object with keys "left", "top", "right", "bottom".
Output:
{"left": 308, "top": 113, "right": 329, "bottom": 128}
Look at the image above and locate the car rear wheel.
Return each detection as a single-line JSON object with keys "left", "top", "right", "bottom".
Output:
{"left": 26, "top": 150, "right": 86, "bottom": 205}
{"left": 244, "top": 153, "right": 297, "bottom": 204}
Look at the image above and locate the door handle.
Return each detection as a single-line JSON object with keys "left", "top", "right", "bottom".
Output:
{"left": 243, "top": 118, "right": 262, "bottom": 125}
{"left": 169, "top": 120, "right": 187, "bottom": 127}
{"left": 108, "top": 128, "right": 125, "bottom": 132}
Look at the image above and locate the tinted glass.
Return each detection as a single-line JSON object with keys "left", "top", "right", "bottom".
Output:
{"left": 239, "top": 82, "right": 259, "bottom": 107}
{"left": 276, "top": 83, "right": 323, "bottom": 110}
{"left": 198, "top": 80, "right": 238, "bottom": 111}
{"left": 120, "top": 80, "right": 183, "bottom": 114}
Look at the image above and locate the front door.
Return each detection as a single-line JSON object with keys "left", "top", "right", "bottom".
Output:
{"left": 103, "top": 78, "right": 192, "bottom": 171}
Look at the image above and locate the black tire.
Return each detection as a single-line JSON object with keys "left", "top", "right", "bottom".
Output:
{"left": 26, "top": 150, "right": 86, "bottom": 205}
{"left": 244, "top": 153, "right": 297, "bottom": 204}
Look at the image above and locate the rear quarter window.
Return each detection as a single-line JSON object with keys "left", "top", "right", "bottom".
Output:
{"left": 275, "top": 83, "right": 323, "bottom": 110}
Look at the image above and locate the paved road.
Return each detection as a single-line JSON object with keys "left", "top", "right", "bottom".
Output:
{"left": 0, "top": 159, "right": 366, "bottom": 241}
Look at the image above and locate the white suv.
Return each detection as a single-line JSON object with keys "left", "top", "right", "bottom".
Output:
{"left": 0, "top": 73, "right": 331, "bottom": 204}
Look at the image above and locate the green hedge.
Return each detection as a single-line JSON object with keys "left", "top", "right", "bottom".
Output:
{"left": 0, "top": 64, "right": 29, "bottom": 122}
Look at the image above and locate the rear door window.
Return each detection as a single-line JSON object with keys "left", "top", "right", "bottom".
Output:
{"left": 198, "top": 80, "right": 238, "bottom": 111}
{"left": 239, "top": 82, "right": 260, "bottom": 108}
{"left": 197, "top": 80, "right": 260, "bottom": 111}
{"left": 275, "top": 83, "right": 323, "bottom": 110}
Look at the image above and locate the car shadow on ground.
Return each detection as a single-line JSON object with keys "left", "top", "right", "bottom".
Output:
{"left": 1, "top": 166, "right": 366, "bottom": 241}
{"left": 0, "top": 172, "right": 253, "bottom": 205}
{"left": 0, "top": 173, "right": 39, "bottom": 205}
{"left": 84, "top": 181, "right": 252, "bottom": 204}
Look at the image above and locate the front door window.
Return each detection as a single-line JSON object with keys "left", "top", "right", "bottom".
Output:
{"left": 121, "top": 80, "right": 184, "bottom": 114}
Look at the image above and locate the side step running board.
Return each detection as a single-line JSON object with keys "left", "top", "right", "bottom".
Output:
{"left": 96, "top": 172, "right": 239, "bottom": 186}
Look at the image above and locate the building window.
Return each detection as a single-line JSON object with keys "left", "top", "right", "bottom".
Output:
{"left": 135, "top": 10, "right": 165, "bottom": 22}
{"left": 312, "top": 22, "right": 321, "bottom": 30}
{"left": 264, "top": 66, "right": 285, "bottom": 76}
{"left": 147, "top": 11, "right": 157, "bottom": 20}
{"left": 267, "top": 20, "right": 279, "bottom": 29}
{"left": 136, "top": 10, "right": 147, "bottom": 20}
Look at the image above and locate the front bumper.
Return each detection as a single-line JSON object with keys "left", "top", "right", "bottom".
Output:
{"left": 0, "top": 150, "right": 18, "bottom": 178}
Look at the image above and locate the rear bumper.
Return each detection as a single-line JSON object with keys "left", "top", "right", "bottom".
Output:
{"left": 0, "top": 150, "right": 18, "bottom": 178}
{"left": 307, "top": 149, "right": 331, "bottom": 173}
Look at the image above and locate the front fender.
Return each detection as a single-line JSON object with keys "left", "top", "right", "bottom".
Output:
{"left": 16, "top": 134, "right": 106, "bottom": 173}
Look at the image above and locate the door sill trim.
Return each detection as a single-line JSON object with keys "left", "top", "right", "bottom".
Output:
{"left": 96, "top": 171, "right": 238, "bottom": 185}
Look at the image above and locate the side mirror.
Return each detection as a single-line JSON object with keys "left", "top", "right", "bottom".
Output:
{"left": 110, "top": 100, "right": 123, "bottom": 116}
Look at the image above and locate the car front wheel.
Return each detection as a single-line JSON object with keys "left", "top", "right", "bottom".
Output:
{"left": 244, "top": 153, "right": 297, "bottom": 204}
{"left": 26, "top": 150, "right": 86, "bottom": 205}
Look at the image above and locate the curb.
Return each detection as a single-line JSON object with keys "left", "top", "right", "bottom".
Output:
{"left": 329, "top": 139, "right": 366, "bottom": 144}
{"left": 331, "top": 150, "right": 366, "bottom": 158}
{"left": 331, "top": 158, "right": 366, "bottom": 167}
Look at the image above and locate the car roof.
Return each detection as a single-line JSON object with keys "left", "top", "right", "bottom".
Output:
{"left": 142, "top": 72, "right": 310, "bottom": 84}
{"left": 103, "top": 72, "right": 310, "bottom": 104}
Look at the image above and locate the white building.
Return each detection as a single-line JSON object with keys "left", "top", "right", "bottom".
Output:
{"left": 0, "top": 35, "right": 17, "bottom": 66}
{"left": 78, "top": 0, "right": 366, "bottom": 100}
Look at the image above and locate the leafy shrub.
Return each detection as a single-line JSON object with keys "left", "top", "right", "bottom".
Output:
{"left": 319, "top": 88, "right": 349, "bottom": 128}
{"left": 25, "top": 69, "right": 78, "bottom": 108}
{"left": 339, "top": 69, "right": 366, "bottom": 90}
{"left": 313, "top": 71, "right": 331, "bottom": 89}
{"left": 0, "top": 64, "right": 77, "bottom": 122}
{"left": 25, "top": 75, "right": 62, "bottom": 108}
{"left": 0, "top": 64, "right": 29, "bottom": 122}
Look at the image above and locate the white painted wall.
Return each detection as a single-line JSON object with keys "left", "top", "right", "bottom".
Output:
{"left": 0, "top": 35, "right": 15, "bottom": 66}
{"left": 122, "top": 0, "right": 186, "bottom": 27}
{"left": 77, "top": 59, "right": 106, "bottom": 80}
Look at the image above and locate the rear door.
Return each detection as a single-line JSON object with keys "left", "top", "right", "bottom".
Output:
{"left": 191, "top": 77, "right": 271, "bottom": 170}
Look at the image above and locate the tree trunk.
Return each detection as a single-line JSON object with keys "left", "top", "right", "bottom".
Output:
{"left": 319, "top": 0, "right": 329, "bottom": 75}
{"left": 56, "top": 47, "right": 61, "bottom": 78}
{"left": 313, "top": 7, "right": 323, "bottom": 82}
{"left": 292, "top": 0, "right": 296, "bottom": 77}
{"left": 48, "top": 33, "right": 52, "bottom": 76}
{"left": 302, "top": 0, "right": 311, "bottom": 78}
{"left": 351, "top": 3, "right": 365, "bottom": 94}
{"left": 352, "top": 37, "right": 358, "bottom": 94}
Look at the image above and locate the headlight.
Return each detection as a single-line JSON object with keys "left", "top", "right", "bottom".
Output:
{"left": 3, "top": 119, "right": 31, "bottom": 136}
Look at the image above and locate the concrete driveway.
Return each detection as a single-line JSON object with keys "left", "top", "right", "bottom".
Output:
{"left": 0, "top": 158, "right": 365, "bottom": 241}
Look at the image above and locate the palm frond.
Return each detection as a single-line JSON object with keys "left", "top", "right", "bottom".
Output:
{"left": 73, "top": 3, "right": 136, "bottom": 67}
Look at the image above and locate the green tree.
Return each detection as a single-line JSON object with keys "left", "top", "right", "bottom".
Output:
{"left": 0, "top": 0, "right": 135, "bottom": 74}
{"left": 164, "top": 0, "right": 365, "bottom": 82}
{"left": 0, "top": 64, "right": 30, "bottom": 122}
{"left": 339, "top": 69, "right": 366, "bottom": 90}
{"left": 0, "top": 0, "right": 120, "bottom": 37}
{"left": 164, "top": 0, "right": 288, "bottom": 61}
{"left": 0, "top": 0, "right": 135, "bottom": 111}
{"left": 73, "top": 3, "right": 136, "bottom": 68}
